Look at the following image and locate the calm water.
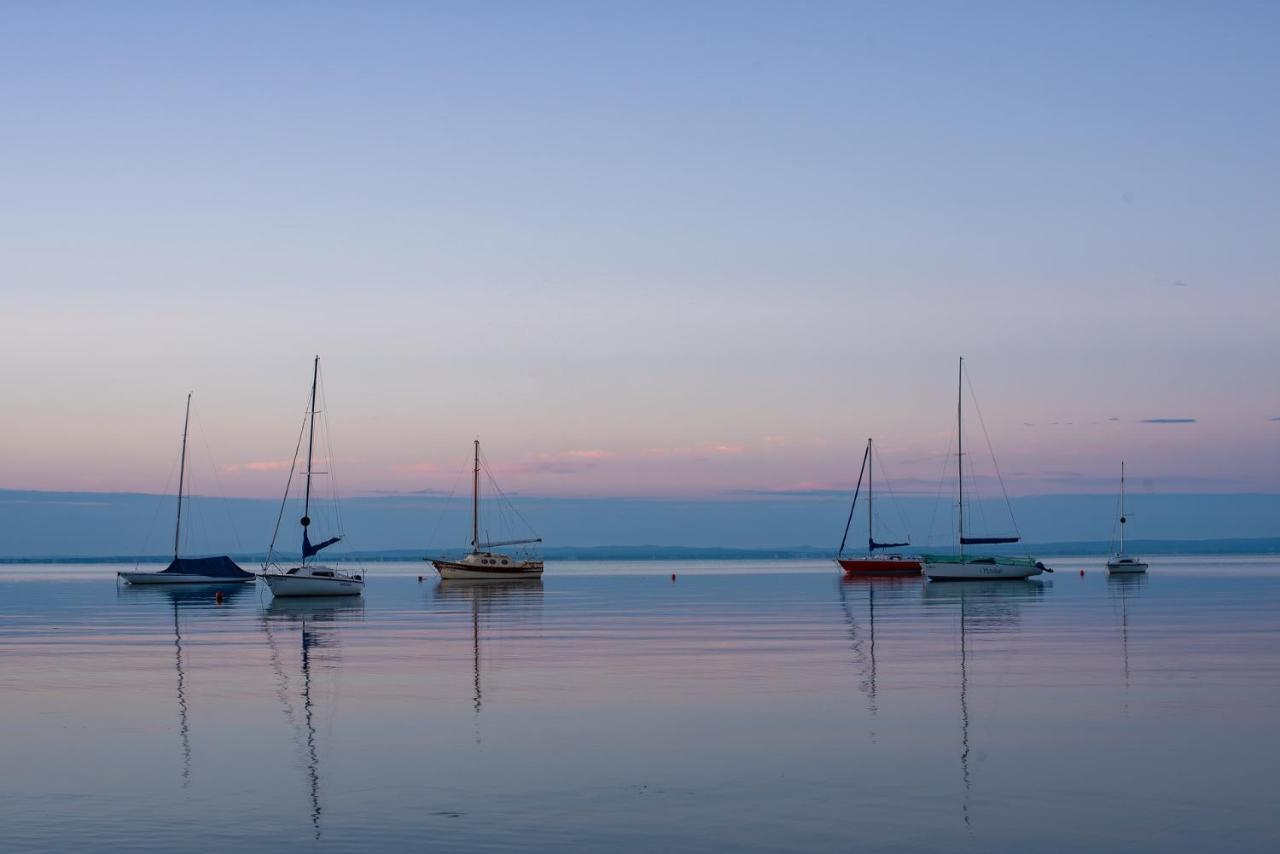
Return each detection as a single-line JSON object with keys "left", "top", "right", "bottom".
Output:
{"left": 2, "top": 557, "right": 1278, "bottom": 853}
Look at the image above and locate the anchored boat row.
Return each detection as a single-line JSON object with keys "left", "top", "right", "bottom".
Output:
{"left": 120, "top": 355, "right": 1148, "bottom": 597}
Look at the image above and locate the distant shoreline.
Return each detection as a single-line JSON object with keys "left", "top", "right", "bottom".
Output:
{"left": 4, "top": 537, "right": 1279, "bottom": 564}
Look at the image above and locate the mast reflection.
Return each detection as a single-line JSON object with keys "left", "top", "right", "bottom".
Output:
{"left": 261, "top": 598, "right": 363, "bottom": 839}
{"left": 923, "top": 580, "right": 1046, "bottom": 828}
{"left": 837, "top": 576, "right": 919, "bottom": 716}
{"left": 1108, "top": 572, "right": 1147, "bottom": 693}
{"left": 431, "top": 580, "right": 544, "bottom": 735}
{"left": 118, "top": 583, "right": 250, "bottom": 788}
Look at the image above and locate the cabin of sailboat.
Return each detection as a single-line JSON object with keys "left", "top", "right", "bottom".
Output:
{"left": 835, "top": 438, "right": 921, "bottom": 576}
{"left": 429, "top": 440, "right": 544, "bottom": 580}
{"left": 119, "top": 393, "right": 252, "bottom": 585}
{"left": 921, "top": 358, "right": 1049, "bottom": 581}
{"left": 259, "top": 357, "right": 364, "bottom": 597}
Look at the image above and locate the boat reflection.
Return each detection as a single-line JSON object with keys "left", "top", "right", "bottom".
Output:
{"left": 431, "top": 580, "right": 543, "bottom": 728}
{"left": 1107, "top": 572, "right": 1147, "bottom": 692}
{"left": 260, "top": 598, "right": 363, "bottom": 839}
{"left": 922, "top": 580, "right": 1047, "bottom": 828}
{"left": 118, "top": 583, "right": 251, "bottom": 787}
{"left": 837, "top": 576, "right": 920, "bottom": 715}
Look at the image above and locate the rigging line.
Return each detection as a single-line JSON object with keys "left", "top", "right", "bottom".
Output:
{"left": 870, "top": 442, "right": 913, "bottom": 543}
{"left": 139, "top": 447, "right": 182, "bottom": 568}
{"left": 267, "top": 409, "right": 309, "bottom": 567}
{"left": 963, "top": 367, "right": 1021, "bottom": 540}
{"left": 317, "top": 368, "right": 353, "bottom": 564}
{"left": 480, "top": 454, "right": 540, "bottom": 541}
{"left": 191, "top": 403, "right": 244, "bottom": 552}
{"left": 837, "top": 442, "right": 869, "bottom": 557}
{"left": 924, "top": 416, "right": 958, "bottom": 547}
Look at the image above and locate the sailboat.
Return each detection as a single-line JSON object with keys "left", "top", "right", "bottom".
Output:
{"left": 921, "top": 359, "right": 1049, "bottom": 581}
{"left": 1106, "top": 462, "right": 1148, "bottom": 573}
{"left": 835, "top": 438, "right": 922, "bottom": 576}
{"left": 260, "top": 357, "right": 364, "bottom": 597}
{"left": 429, "top": 440, "right": 543, "bottom": 580}
{"left": 118, "top": 393, "right": 253, "bottom": 585}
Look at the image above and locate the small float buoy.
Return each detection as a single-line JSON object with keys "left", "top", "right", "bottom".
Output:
{"left": 214, "top": 590, "right": 224, "bottom": 604}
{"left": 417, "top": 575, "right": 423, "bottom": 582}
{"left": 1079, "top": 569, "right": 1085, "bottom": 576}
{"left": 671, "top": 573, "right": 677, "bottom": 582}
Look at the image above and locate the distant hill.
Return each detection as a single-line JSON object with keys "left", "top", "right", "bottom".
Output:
{"left": 5, "top": 537, "right": 1279, "bottom": 564}
{"left": 2, "top": 487, "right": 1279, "bottom": 559}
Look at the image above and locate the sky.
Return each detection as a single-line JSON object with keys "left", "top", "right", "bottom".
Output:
{"left": 2, "top": 1, "right": 1278, "bottom": 507}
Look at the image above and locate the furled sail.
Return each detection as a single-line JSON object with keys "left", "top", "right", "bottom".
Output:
{"left": 869, "top": 538, "right": 909, "bottom": 551}
{"left": 303, "top": 532, "right": 342, "bottom": 558}
{"left": 960, "top": 536, "right": 1020, "bottom": 545}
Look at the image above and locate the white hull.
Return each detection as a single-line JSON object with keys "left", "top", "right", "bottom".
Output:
{"left": 1106, "top": 559, "right": 1148, "bottom": 574}
{"left": 261, "top": 569, "right": 364, "bottom": 597}
{"left": 118, "top": 572, "right": 253, "bottom": 585}
{"left": 923, "top": 559, "right": 1044, "bottom": 580}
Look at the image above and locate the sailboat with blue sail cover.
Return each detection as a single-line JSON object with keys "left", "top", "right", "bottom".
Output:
{"left": 259, "top": 357, "right": 364, "bottom": 597}
{"left": 921, "top": 358, "right": 1051, "bottom": 581}
{"left": 118, "top": 393, "right": 253, "bottom": 585}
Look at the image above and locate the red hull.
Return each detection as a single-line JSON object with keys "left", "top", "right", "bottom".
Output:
{"left": 837, "top": 557, "right": 922, "bottom": 576}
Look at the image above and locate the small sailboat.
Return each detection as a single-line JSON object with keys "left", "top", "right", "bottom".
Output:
{"left": 429, "top": 440, "right": 543, "bottom": 580}
{"left": 835, "top": 438, "right": 921, "bottom": 576}
{"left": 922, "top": 359, "right": 1050, "bottom": 581}
{"left": 260, "top": 357, "right": 364, "bottom": 597}
{"left": 118, "top": 393, "right": 253, "bottom": 585}
{"left": 1106, "top": 461, "right": 1148, "bottom": 573}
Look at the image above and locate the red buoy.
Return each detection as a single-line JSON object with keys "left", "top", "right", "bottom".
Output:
{"left": 1079, "top": 569, "right": 1085, "bottom": 576}
{"left": 671, "top": 573, "right": 677, "bottom": 582}
{"left": 214, "top": 590, "right": 224, "bottom": 604}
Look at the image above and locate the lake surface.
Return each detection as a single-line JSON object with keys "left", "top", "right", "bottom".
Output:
{"left": 2, "top": 557, "right": 1278, "bottom": 853}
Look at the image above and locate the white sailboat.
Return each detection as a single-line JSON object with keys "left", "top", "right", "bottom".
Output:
{"left": 119, "top": 393, "right": 253, "bottom": 585}
{"left": 922, "top": 358, "right": 1050, "bottom": 581}
{"left": 429, "top": 440, "right": 543, "bottom": 580}
{"left": 1106, "top": 461, "right": 1148, "bottom": 573}
{"left": 260, "top": 357, "right": 364, "bottom": 597}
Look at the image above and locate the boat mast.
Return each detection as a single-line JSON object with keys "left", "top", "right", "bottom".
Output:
{"left": 867, "top": 438, "right": 874, "bottom": 553}
{"left": 472, "top": 439, "right": 480, "bottom": 553}
{"left": 302, "top": 356, "right": 319, "bottom": 565}
{"left": 1119, "top": 460, "right": 1126, "bottom": 555}
{"left": 173, "top": 392, "right": 192, "bottom": 561}
{"left": 957, "top": 357, "right": 964, "bottom": 561}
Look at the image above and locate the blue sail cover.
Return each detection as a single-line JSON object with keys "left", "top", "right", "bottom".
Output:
{"left": 960, "top": 536, "right": 1020, "bottom": 545}
{"left": 159, "top": 555, "right": 253, "bottom": 579}
{"left": 869, "top": 539, "right": 910, "bottom": 551}
{"left": 302, "top": 532, "right": 342, "bottom": 558}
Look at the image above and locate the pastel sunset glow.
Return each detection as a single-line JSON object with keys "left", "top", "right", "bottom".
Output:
{"left": 2, "top": 2, "right": 1277, "bottom": 504}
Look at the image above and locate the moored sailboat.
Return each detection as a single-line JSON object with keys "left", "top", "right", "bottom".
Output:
{"left": 921, "top": 359, "right": 1050, "bottom": 581}
{"left": 118, "top": 393, "right": 253, "bottom": 585}
{"left": 260, "top": 357, "right": 364, "bottom": 597}
{"left": 835, "top": 438, "right": 921, "bottom": 576}
{"left": 1106, "top": 461, "right": 1148, "bottom": 573}
{"left": 429, "top": 440, "right": 543, "bottom": 580}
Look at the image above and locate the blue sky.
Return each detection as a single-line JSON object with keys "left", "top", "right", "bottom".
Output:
{"left": 1, "top": 2, "right": 1277, "bottom": 500}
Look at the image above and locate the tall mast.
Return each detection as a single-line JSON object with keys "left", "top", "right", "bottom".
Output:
{"left": 957, "top": 357, "right": 964, "bottom": 560}
{"left": 302, "top": 356, "right": 319, "bottom": 563}
{"left": 472, "top": 439, "right": 480, "bottom": 552}
{"left": 1119, "top": 460, "right": 1126, "bottom": 554}
{"left": 867, "top": 438, "right": 874, "bottom": 552}
{"left": 173, "top": 392, "right": 192, "bottom": 560}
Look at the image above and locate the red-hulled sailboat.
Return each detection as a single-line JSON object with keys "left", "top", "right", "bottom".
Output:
{"left": 835, "top": 438, "right": 921, "bottom": 576}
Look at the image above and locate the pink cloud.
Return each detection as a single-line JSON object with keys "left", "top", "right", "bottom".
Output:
{"left": 223, "top": 460, "right": 290, "bottom": 473}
